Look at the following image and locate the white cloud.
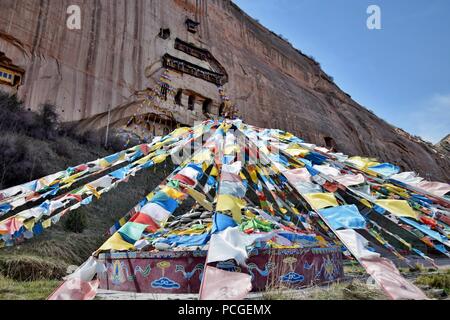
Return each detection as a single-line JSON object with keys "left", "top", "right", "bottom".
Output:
{"left": 407, "top": 93, "right": 450, "bottom": 144}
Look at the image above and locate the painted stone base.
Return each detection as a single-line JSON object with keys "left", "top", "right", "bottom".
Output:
{"left": 97, "top": 247, "right": 343, "bottom": 294}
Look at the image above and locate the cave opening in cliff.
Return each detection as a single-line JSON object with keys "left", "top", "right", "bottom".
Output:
{"left": 202, "top": 99, "right": 212, "bottom": 114}
{"left": 158, "top": 28, "right": 171, "bottom": 40}
{"left": 324, "top": 136, "right": 337, "bottom": 151}
{"left": 188, "top": 95, "right": 195, "bottom": 111}
{"left": 174, "top": 89, "right": 183, "bottom": 106}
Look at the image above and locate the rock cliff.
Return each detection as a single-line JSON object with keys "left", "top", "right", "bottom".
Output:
{"left": 0, "top": 0, "right": 448, "bottom": 181}
{"left": 436, "top": 134, "right": 450, "bottom": 154}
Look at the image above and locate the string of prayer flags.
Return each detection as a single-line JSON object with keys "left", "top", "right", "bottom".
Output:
{"left": 0, "top": 118, "right": 446, "bottom": 301}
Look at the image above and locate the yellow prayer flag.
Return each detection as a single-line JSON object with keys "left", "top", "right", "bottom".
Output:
{"left": 60, "top": 171, "right": 85, "bottom": 186}
{"left": 346, "top": 156, "right": 379, "bottom": 170}
{"left": 360, "top": 199, "right": 372, "bottom": 208}
{"left": 383, "top": 184, "right": 410, "bottom": 198}
{"left": 276, "top": 132, "right": 294, "bottom": 140}
{"left": 150, "top": 142, "right": 164, "bottom": 151}
{"left": 248, "top": 167, "right": 258, "bottom": 184}
{"left": 316, "top": 235, "right": 328, "bottom": 247}
{"left": 152, "top": 154, "right": 168, "bottom": 164}
{"left": 145, "top": 192, "right": 155, "bottom": 201}
{"left": 216, "top": 194, "right": 246, "bottom": 223}
{"left": 210, "top": 166, "right": 219, "bottom": 177}
{"left": 86, "top": 184, "right": 101, "bottom": 199}
{"left": 96, "top": 233, "right": 135, "bottom": 253}
{"left": 374, "top": 199, "right": 418, "bottom": 220}
{"left": 24, "top": 220, "right": 35, "bottom": 231}
{"left": 118, "top": 152, "right": 126, "bottom": 161}
{"left": 171, "top": 127, "right": 190, "bottom": 137}
{"left": 42, "top": 219, "right": 52, "bottom": 229}
{"left": 161, "top": 186, "right": 186, "bottom": 200}
{"left": 202, "top": 162, "right": 208, "bottom": 173}
{"left": 173, "top": 224, "right": 211, "bottom": 236}
{"left": 99, "top": 159, "right": 110, "bottom": 168}
{"left": 186, "top": 188, "right": 213, "bottom": 211}
{"left": 285, "top": 147, "right": 309, "bottom": 157}
{"left": 244, "top": 210, "right": 256, "bottom": 218}
{"left": 304, "top": 193, "right": 339, "bottom": 210}
{"left": 192, "top": 150, "right": 212, "bottom": 163}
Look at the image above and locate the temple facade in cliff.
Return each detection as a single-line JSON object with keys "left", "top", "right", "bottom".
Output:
{"left": 0, "top": 0, "right": 448, "bottom": 181}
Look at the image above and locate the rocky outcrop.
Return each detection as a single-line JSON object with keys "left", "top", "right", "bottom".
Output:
{"left": 0, "top": 0, "right": 448, "bottom": 181}
{"left": 436, "top": 134, "right": 450, "bottom": 154}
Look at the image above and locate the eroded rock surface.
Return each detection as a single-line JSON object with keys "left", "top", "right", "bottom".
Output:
{"left": 436, "top": 135, "right": 450, "bottom": 155}
{"left": 0, "top": 0, "right": 448, "bottom": 181}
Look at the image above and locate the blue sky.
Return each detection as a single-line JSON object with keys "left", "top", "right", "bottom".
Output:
{"left": 233, "top": 0, "right": 450, "bottom": 143}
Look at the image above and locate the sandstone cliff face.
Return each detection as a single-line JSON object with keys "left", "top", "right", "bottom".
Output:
{"left": 0, "top": 0, "right": 448, "bottom": 181}
{"left": 436, "top": 134, "right": 450, "bottom": 155}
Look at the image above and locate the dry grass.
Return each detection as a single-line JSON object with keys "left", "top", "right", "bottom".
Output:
{"left": 0, "top": 255, "right": 66, "bottom": 281}
{"left": 262, "top": 280, "right": 386, "bottom": 300}
{"left": 415, "top": 269, "right": 450, "bottom": 293}
{"left": 0, "top": 275, "right": 60, "bottom": 300}
{"left": 306, "top": 280, "right": 386, "bottom": 300}
{"left": 260, "top": 251, "right": 386, "bottom": 300}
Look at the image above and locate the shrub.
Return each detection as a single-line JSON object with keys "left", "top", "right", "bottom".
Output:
{"left": 0, "top": 255, "right": 66, "bottom": 281}
{"left": 0, "top": 135, "right": 45, "bottom": 188}
{"left": 107, "top": 129, "right": 142, "bottom": 152}
{"left": 38, "top": 104, "right": 59, "bottom": 140}
{"left": 415, "top": 270, "right": 450, "bottom": 292}
{"left": 0, "top": 91, "right": 60, "bottom": 140}
{"left": 63, "top": 211, "right": 87, "bottom": 234}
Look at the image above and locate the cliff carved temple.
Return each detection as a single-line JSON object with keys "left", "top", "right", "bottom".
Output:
{"left": 0, "top": 0, "right": 448, "bottom": 181}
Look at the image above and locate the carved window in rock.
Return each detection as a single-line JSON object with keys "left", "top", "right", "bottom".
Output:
{"left": 188, "top": 95, "right": 195, "bottom": 111}
{"left": 0, "top": 52, "right": 24, "bottom": 88}
{"left": 162, "top": 54, "right": 227, "bottom": 86}
{"left": 173, "top": 38, "right": 228, "bottom": 83}
{"left": 160, "top": 83, "right": 169, "bottom": 101}
{"left": 158, "top": 28, "right": 171, "bottom": 40}
{"left": 202, "top": 99, "right": 212, "bottom": 114}
{"left": 185, "top": 19, "right": 200, "bottom": 34}
{"left": 0, "top": 67, "right": 23, "bottom": 87}
{"left": 174, "top": 89, "right": 183, "bottom": 106}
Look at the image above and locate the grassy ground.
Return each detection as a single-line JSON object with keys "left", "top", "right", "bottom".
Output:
{"left": 0, "top": 275, "right": 60, "bottom": 300}
{"left": 261, "top": 279, "right": 387, "bottom": 300}
{"left": 415, "top": 269, "right": 450, "bottom": 296}
{"left": 260, "top": 262, "right": 450, "bottom": 300}
{"left": 305, "top": 280, "right": 386, "bottom": 300}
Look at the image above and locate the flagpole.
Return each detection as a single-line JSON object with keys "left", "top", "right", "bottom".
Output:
{"left": 105, "top": 104, "right": 111, "bottom": 148}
